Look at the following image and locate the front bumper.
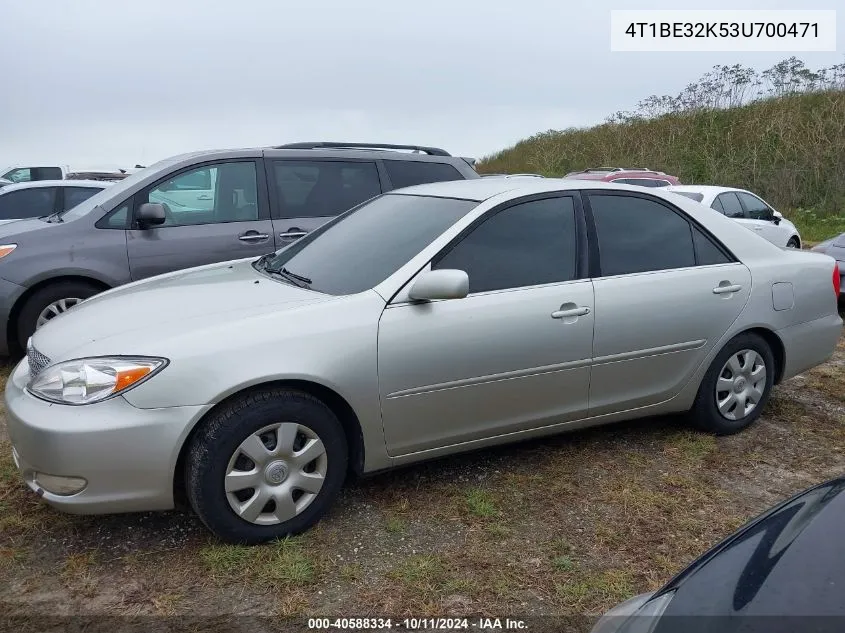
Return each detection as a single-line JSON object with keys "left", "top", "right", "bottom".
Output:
{"left": 4, "top": 357, "right": 208, "bottom": 514}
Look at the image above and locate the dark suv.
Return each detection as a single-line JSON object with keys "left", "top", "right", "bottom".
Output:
{"left": 0, "top": 142, "right": 478, "bottom": 354}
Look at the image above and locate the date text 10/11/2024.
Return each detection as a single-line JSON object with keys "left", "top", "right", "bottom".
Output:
{"left": 307, "top": 618, "right": 529, "bottom": 630}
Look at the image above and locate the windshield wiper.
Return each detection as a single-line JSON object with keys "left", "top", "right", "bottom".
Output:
{"left": 44, "top": 211, "right": 64, "bottom": 223}
{"left": 253, "top": 254, "right": 312, "bottom": 288}
{"left": 272, "top": 267, "right": 312, "bottom": 288}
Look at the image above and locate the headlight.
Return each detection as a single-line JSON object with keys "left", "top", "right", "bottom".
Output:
{"left": 591, "top": 591, "right": 675, "bottom": 633}
{"left": 0, "top": 244, "right": 16, "bottom": 259}
{"left": 27, "top": 356, "right": 167, "bottom": 405}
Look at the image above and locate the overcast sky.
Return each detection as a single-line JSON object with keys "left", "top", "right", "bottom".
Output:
{"left": 0, "top": 0, "right": 841, "bottom": 169}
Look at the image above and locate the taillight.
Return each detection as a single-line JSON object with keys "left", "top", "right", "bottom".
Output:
{"left": 834, "top": 263, "right": 841, "bottom": 298}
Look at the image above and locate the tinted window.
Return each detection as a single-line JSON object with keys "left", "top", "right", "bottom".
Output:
{"left": 674, "top": 191, "right": 705, "bottom": 202}
{"left": 736, "top": 192, "right": 773, "bottom": 220}
{"left": 144, "top": 161, "right": 258, "bottom": 226}
{"left": 260, "top": 194, "right": 475, "bottom": 295}
{"left": 693, "top": 227, "right": 730, "bottom": 265}
{"left": 590, "top": 194, "right": 695, "bottom": 276}
{"left": 385, "top": 161, "right": 464, "bottom": 189}
{"left": 711, "top": 196, "right": 725, "bottom": 213}
{"left": 31, "top": 167, "right": 62, "bottom": 181}
{"left": 434, "top": 197, "right": 577, "bottom": 293}
{"left": 63, "top": 187, "right": 102, "bottom": 210}
{"left": 273, "top": 160, "right": 381, "bottom": 219}
{"left": 0, "top": 187, "right": 57, "bottom": 219}
{"left": 719, "top": 193, "right": 745, "bottom": 218}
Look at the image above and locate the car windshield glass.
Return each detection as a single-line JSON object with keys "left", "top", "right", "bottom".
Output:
{"left": 256, "top": 194, "right": 477, "bottom": 295}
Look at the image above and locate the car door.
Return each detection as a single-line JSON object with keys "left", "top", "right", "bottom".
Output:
{"left": 586, "top": 191, "right": 751, "bottom": 415}
{"left": 0, "top": 186, "right": 58, "bottom": 219}
{"left": 735, "top": 191, "right": 785, "bottom": 246}
{"left": 268, "top": 159, "right": 382, "bottom": 246}
{"left": 378, "top": 195, "right": 594, "bottom": 456}
{"left": 126, "top": 160, "right": 274, "bottom": 280}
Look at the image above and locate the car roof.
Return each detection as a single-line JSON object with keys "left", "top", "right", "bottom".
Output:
{"left": 665, "top": 185, "right": 739, "bottom": 195}
{"left": 389, "top": 177, "right": 642, "bottom": 201}
{"left": 0, "top": 180, "right": 111, "bottom": 193}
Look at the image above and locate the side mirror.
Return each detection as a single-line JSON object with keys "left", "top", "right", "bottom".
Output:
{"left": 408, "top": 269, "right": 469, "bottom": 302}
{"left": 772, "top": 210, "right": 783, "bottom": 224}
{"left": 136, "top": 202, "right": 167, "bottom": 227}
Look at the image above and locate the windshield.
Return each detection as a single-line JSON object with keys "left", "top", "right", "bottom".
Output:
{"left": 60, "top": 158, "right": 175, "bottom": 220}
{"left": 672, "top": 191, "right": 705, "bottom": 202}
{"left": 256, "top": 194, "right": 477, "bottom": 295}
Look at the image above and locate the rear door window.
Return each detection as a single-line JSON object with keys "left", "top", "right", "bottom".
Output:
{"left": 272, "top": 160, "right": 381, "bottom": 219}
{"left": 385, "top": 161, "right": 465, "bottom": 189}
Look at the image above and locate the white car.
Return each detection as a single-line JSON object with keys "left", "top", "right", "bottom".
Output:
{"left": 0, "top": 180, "right": 111, "bottom": 224}
{"left": 665, "top": 185, "right": 801, "bottom": 249}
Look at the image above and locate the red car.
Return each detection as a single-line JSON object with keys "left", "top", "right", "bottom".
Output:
{"left": 564, "top": 167, "right": 680, "bottom": 187}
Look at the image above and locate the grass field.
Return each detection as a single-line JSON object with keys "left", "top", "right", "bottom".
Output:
{"left": 1, "top": 312, "right": 843, "bottom": 621}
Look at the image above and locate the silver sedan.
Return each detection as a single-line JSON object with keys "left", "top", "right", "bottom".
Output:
{"left": 5, "top": 179, "right": 842, "bottom": 543}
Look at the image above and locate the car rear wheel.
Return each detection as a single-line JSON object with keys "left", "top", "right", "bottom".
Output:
{"left": 185, "top": 388, "right": 348, "bottom": 544}
{"left": 786, "top": 236, "right": 801, "bottom": 249}
{"left": 16, "top": 280, "right": 102, "bottom": 350}
{"left": 688, "top": 332, "right": 775, "bottom": 435}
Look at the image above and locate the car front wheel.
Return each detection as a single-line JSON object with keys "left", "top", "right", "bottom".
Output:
{"left": 186, "top": 388, "right": 348, "bottom": 544}
{"left": 688, "top": 332, "right": 775, "bottom": 435}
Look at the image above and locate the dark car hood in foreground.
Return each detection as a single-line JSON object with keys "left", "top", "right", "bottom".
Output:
{"left": 651, "top": 477, "right": 845, "bottom": 630}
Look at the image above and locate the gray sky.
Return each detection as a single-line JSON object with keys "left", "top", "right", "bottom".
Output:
{"left": 0, "top": 0, "right": 842, "bottom": 169}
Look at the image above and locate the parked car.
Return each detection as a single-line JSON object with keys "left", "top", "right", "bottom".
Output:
{"left": 564, "top": 167, "right": 680, "bottom": 187}
{"left": 592, "top": 476, "right": 845, "bottom": 633}
{"left": 6, "top": 178, "right": 841, "bottom": 543}
{"left": 0, "top": 164, "right": 68, "bottom": 183}
{"left": 812, "top": 233, "right": 845, "bottom": 299}
{"left": 666, "top": 185, "right": 802, "bottom": 249}
{"left": 0, "top": 180, "right": 111, "bottom": 224}
{"left": 0, "top": 142, "right": 478, "bottom": 353}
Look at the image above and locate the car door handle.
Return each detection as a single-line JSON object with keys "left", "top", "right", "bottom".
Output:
{"left": 197, "top": 194, "right": 213, "bottom": 200}
{"left": 238, "top": 233, "right": 270, "bottom": 242}
{"left": 713, "top": 283, "right": 742, "bottom": 294}
{"left": 279, "top": 231, "right": 308, "bottom": 239}
{"left": 551, "top": 306, "right": 591, "bottom": 319}
{"left": 752, "top": 226, "right": 764, "bottom": 231}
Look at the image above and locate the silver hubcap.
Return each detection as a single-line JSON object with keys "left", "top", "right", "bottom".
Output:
{"left": 715, "top": 349, "right": 767, "bottom": 421}
{"left": 36, "top": 297, "right": 83, "bottom": 329}
{"left": 225, "top": 423, "right": 328, "bottom": 525}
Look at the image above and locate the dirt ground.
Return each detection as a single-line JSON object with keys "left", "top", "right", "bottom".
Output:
{"left": 1, "top": 327, "right": 843, "bottom": 625}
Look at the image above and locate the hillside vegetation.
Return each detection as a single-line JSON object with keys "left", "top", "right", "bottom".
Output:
{"left": 480, "top": 57, "right": 845, "bottom": 228}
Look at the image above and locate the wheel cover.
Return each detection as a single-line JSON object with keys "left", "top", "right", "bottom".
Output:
{"left": 36, "top": 297, "right": 84, "bottom": 329}
{"left": 224, "top": 422, "right": 328, "bottom": 526}
{"left": 715, "top": 349, "right": 767, "bottom": 421}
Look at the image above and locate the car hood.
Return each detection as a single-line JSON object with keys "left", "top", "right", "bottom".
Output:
{"left": 0, "top": 218, "right": 48, "bottom": 235}
{"left": 31, "top": 259, "right": 335, "bottom": 359}
{"left": 655, "top": 477, "right": 845, "bottom": 619}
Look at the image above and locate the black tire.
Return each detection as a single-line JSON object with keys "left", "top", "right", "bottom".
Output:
{"left": 786, "top": 236, "right": 801, "bottom": 249}
{"left": 687, "top": 332, "right": 775, "bottom": 435}
{"left": 16, "top": 280, "right": 103, "bottom": 350}
{"left": 185, "top": 388, "right": 348, "bottom": 544}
